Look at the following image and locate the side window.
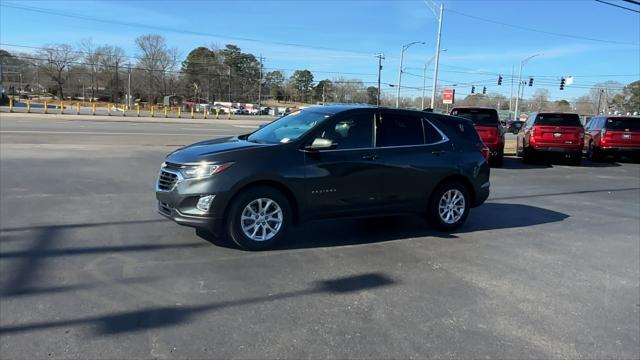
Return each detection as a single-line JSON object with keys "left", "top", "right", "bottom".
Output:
{"left": 423, "top": 119, "right": 445, "bottom": 144}
{"left": 316, "top": 112, "right": 374, "bottom": 150}
{"left": 376, "top": 113, "right": 424, "bottom": 147}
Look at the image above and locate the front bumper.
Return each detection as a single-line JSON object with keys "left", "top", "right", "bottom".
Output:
{"left": 157, "top": 201, "right": 219, "bottom": 232}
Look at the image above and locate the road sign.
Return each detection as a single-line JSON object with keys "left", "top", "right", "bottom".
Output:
{"left": 442, "top": 88, "right": 455, "bottom": 104}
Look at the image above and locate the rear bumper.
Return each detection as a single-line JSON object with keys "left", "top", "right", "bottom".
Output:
{"left": 600, "top": 146, "right": 640, "bottom": 153}
{"left": 531, "top": 145, "right": 581, "bottom": 153}
{"left": 483, "top": 142, "right": 504, "bottom": 155}
{"left": 473, "top": 181, "right": 490, "bottom": 208}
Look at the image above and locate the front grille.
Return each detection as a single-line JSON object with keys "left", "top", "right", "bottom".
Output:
{"left": 157, "top": 170, "right": 178, "bottom": 191}
{"left": 158, "top": 201, "right": 172, "bottom": 215}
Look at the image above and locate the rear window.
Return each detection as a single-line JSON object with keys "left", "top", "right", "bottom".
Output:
{"left": 535, "top": 113, "right": 581, "bottom": 127}
{"left": 605, "top": 117, "right": 640, "bottom": 131}
{"left": 450, "top": 108, "right": 499, "bottom": 126}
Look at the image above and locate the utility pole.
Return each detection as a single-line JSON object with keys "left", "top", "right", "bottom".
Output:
{"left": 375, "top": 53, "right": 384, "bottom": 106}
{"left": 430, "top": 3, "right": 444, "bottom": 109}
{"left": 509, "top": 65, "right": 514, "bottom": 120}
{"left": 258, "top": 55, "right": 263, "bottom": 115}
{"left": 596, "top": 88, "right": 604, "bottom": 114}
{"left": 228, "top": 66, "right": 231, "bottom": 103}
{"left": 322, "top": 83, "right": 326, "bottom": 104}
{"left": 422, "top": 61, "right": 428, "bottom": 109}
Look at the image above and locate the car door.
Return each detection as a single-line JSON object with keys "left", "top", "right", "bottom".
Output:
{"left": 302, "top": 110, "right": 385, "bottom": 219}
{"left": 375, "top": 110, "right": 453, "bottom": 212}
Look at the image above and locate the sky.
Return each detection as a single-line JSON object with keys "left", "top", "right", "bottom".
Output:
{"left": 1, "top": 0, "right": 639, "bottom": 103}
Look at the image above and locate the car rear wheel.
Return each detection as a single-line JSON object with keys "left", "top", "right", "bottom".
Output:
{"left": 428, "top": 181, "right": 470, "bottom": 231}
{"left": 490, "top": 150, "right": 504, "bottom": 167}
{"left": 587, "top": 142, "right": 601, "bottom": 161}
{"left": 522, "top": 146, "right": 535, "bottom": 163}
{"left": 227, "top": 186, "right": 291, "bottom": 250}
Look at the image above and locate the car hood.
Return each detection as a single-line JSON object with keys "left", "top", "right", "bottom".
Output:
{"left": 165, "top": 136, "right": 270, "bottom": 164}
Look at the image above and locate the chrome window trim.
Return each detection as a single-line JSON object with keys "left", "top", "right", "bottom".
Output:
{"left": 299, "top": 120, "right": 449, "bottom": 153}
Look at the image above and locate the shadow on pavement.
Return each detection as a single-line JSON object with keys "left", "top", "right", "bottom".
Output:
{"left": 198, "top": 202, "right": 569, "bottom": 250}
{"left": 0, "top": 219, "right": 202, "bottom": 297}
{"left": 0, "top": 272, "right": 396, "bottom": 335}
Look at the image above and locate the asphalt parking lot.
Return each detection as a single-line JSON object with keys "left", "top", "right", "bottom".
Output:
{"left": 1, "top": 114, "right": 639, "bottom": 359}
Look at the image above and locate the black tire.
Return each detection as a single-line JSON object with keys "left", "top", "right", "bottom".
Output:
{"left": 587, "top": 142, "right": 601, "bottom": 161}
{"left": 428, "top": 181, "right": 471, "bottom": 231}
{"left": 226, "top": 186, "right": 291, "bottom": 251}
{"left": 569, "top": 152, "right": 582, "bottom": 166}
{"left": 522, "top": 146, "right": 535, "bottom": 163}
{"left": 490, "top": 150, "right": 504, "bottom": 167}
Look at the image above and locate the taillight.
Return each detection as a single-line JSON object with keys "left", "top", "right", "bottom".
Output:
{"left": 480, "top": 146, "right": 491, "bottom": 160}
{"left": 600, "top": 128, "right": 607, "bottom": 138}
{"left": 579, "top": 129, "right": 585, "bottom": 139}
{"left": 530, "top": 126, "right": 535, "bottom": 137}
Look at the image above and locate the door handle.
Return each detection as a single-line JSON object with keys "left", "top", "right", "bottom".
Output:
{"left": 431, "top": 150, "right": 446, "bottom": 156}
{"left": 362, "top": 154, "right": 380, "bottom": 160}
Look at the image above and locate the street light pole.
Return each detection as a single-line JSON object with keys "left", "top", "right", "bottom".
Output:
{"left": 258, "top": 55, "right": 263, "bottom": 115}
{"left": 396, "top": 46, "right": 405, "bottom": 108}
{"left": 396, "top": 41, "right": 425, "bottom": 108}
{"left": 509, "top": 65, "right": 514, "bottom": 119}
{"left": 429, "top": 2, "right": 444, "bottom": 109}
{"left": 422, "top": 61, "right": 428, "bottom": 109}
{"left": 514, "top": 54, "right": 540, "bottom": 121}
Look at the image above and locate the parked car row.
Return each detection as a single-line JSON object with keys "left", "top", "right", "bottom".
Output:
{"left": 154, "top": 105, "right": 638, "bottom": 250}
{"left": 516, "top": 112, "right": 639, "bottom": 165}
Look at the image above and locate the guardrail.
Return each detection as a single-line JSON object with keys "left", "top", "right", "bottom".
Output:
{"left": 0, "top": 100, "right": 256, "bottom": 120}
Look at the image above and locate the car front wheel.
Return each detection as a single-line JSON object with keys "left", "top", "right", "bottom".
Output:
{"left": 428, "top": 181, "right": 471, "bottom": 231}
{"left": 227, "top": 186, "right": 291, "bottom": 250}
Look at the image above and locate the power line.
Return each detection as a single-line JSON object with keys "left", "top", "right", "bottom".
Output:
{"left": 0, "top": 2, "right": 375, "bottom": 57}
{"left": 447, "top": 8, "right": 639, "bottom": 46}
{"left": 595, "top": 0, "right": 640, "bottom": 13}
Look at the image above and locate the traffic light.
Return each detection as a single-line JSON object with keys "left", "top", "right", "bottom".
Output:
{"left": 471, "top": 85, "right": 475, "bottom": 94}
{"left": 482, "top": 86, "right": 487, "bottom": 94}
{"left": 560, "top": 77, "right": 565, "bottom": 90}
{"left": 528, "top": 78, "right": 534, "bottom": 86}
{"left": 497, "top": 75, "right": 503, "bottom": 85}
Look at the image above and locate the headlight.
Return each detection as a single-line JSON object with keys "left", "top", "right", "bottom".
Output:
{"left": 179, "top": 162, "right": 234, "bottom": 179}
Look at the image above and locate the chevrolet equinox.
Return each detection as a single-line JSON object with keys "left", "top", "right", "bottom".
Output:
{"left": 156, "top": 106, "right": 490, "bottom": 250}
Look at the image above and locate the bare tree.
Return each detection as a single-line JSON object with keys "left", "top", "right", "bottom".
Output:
{"left": 96, "top": 45, "right": 126, "bottom": 102}
{"left": 135, "top": 34, "right": 178, "bottom": 104}
{"left": 37, "top": 44, "right": 78, "bottom": 99}
{"left": 79, "top": 38, "right": 99, "bottom": 100}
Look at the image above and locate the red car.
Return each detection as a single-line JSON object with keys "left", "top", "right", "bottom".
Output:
{"left": 450, "top": 107, "right": 504, "bottom": 166}
{"left": 516, "top": 112, "right": 584, "bottom": 165}
{"left": 584, "top": 115, "right": 640, "bottom": 161}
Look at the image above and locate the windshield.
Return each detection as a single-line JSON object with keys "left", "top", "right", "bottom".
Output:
{"left": 450, "top": 108, "right": 499, "bottom": 126}
{"left": 247, "top": 110, "right": 331, "bottom": 144}
{"left": 535, "top": 113, "right": 582, "bottom": 126}
{"left": 605, "top": 117, "right": 640, "bottom": 131}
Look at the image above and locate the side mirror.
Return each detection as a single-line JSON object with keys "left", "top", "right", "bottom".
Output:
{"left": 258, "top": 123, "right": 267, "bottom": 129}
{"left": 305, "top": 138, "right": 335, "bottom": 151}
